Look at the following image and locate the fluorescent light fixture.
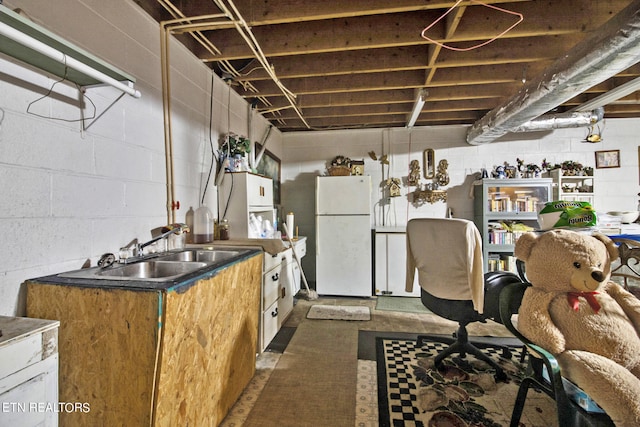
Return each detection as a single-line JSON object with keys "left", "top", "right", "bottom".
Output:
{"left": 407, "top": 89, "right": 428, "bottom": 128}
{"left": 572, "top": 75, "right": 640, "bottom": 112}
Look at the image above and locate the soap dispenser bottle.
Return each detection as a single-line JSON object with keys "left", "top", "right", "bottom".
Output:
{"left": 193, "top": 205, "right": 213, "bottom": 243}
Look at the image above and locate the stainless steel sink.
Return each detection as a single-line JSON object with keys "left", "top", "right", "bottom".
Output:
{"left": 158, "top": 249, "right": 241, "bottom": 263}
{"left": 96, "top": 260, "right": 208, "bottom": 279}
{"left": 56, "top": 248, "right": 251, "bottom": 282}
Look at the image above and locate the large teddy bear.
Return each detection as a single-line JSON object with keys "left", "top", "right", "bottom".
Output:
{"left": 514, "top": 229, "right": 640, "bottom": 426}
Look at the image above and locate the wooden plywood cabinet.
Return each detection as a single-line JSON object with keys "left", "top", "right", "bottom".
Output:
{"left": 25, "top": 253, "right": 262, "bottom": 427}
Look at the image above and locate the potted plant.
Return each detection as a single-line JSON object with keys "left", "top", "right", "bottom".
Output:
{"left": 220, "top": 133, "right": 252, "bottom": 171}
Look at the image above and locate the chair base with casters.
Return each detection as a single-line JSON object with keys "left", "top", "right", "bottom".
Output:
{"left": 416, "top": 270, "right": 523, "bottom": 382}
{"left": 499, "top": 281, "right": 615, "bottom": 427}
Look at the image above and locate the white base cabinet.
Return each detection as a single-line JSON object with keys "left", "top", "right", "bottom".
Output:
{"left": 374, "top": 228, "right": 420, "bottom": 297}
{"left": 260, "top": 237, "right": 307, "bottom": 351}
{"left": 261, "top": 250, "right": 283, "bottom": 351}
{"left": 0, "top": 316, "right": 59, "bottom": 427}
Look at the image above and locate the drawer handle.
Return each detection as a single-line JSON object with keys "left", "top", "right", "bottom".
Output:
{"left": 271, "top": 308, "right": 278, "bottom": 317}
{"left": 272, "top": 272, "right": 279, "bottom": 281}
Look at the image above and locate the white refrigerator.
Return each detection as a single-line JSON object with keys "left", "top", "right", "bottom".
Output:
{"left": 315, "top": 176, "right": 372, "bottom": 296}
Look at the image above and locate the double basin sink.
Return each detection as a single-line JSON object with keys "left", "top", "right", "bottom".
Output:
{"left": 58, "top": 248, "right": 250, "bottom": 282}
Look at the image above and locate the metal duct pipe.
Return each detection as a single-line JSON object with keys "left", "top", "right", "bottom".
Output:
{"left": 466, "top": 0, "right": 640, "bottom": 145}
{"left": 510, "top": 108, "right": 604, "bottom": 133}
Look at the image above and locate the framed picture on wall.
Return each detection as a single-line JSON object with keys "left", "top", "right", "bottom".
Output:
{"left": 594, "top": 150, "right": 620, "bottom": 169}
{"left": 255, "top": 143, "right": 281, "bottom": 205}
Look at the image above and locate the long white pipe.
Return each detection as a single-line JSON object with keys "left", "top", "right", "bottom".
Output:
{"left": 160, "top": 22, "right": 176, "bottom": 224}
{"left": 0, "top": 21, "right": 141, "bottom": 98}
{"left": 254, "top": 125, "right": 273, "bottom": 165}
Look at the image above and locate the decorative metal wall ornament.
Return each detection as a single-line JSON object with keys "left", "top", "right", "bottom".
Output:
{"left": 408, "top": 159, "right": 421, "bottom": 186}
{"left": 435, "top": 159, "right": 450, "bottom": 186}
{"left": 412, "top": 157, "right": 450, "bottom": 205}
{"left": 413, "top": 183, "right": 447, "bottom": 205}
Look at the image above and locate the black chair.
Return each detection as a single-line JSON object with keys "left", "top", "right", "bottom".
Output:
{"left": 406, "top": 218, "right": 523, "bottom": 380}
{"left": 499, "top": 280, "right": 615, "bottom": 427}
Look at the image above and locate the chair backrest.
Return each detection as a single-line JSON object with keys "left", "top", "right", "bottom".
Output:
{"left": 406, "top": 218, "right": 485, "bottom": 313}
{"left": 498, "top": 281, "right": 531, "bottom": 340}
{"left": 609, "top": 236, "right": 640, "bottom": 289}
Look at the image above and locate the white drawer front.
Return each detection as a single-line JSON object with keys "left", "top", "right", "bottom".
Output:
{"left": 261, "top": 300, "right": 279, "bottom": 350}
{"left": 294, "top": 240, "right": 306, "bottom": 258}
{"left": 263, "top": 251, "right": 282, "bottom": 272}
{"left": 0, "top": 334, "right": 44, "bottom": 381}
{"left": 263, "top": 264, "right": 282, "bottom": 307}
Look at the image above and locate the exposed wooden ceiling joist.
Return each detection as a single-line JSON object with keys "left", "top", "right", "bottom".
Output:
{"left": 134, "top": 0, "right": 640, "bottom": 132}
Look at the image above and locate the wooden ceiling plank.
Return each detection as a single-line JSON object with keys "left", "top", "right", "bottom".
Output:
{"left": 232, "top": 0, "right": 531, "bottom": 26}
{"left": 258, "top": 83, "right": 518, "bottom": 113}
{"left": 237, "top": 63, "right": 546, "bottom": 97}
{"left": 273, "top": 97, "right": 499, "bottom": 121}
{"left": 235, "top": 35, "right": 563, "bottom": 83}
{"left": 192, "top": 0, "right": 628, "bottom": 61}
{"left": 195, "top": 0, "right": 620, "bottom": 61}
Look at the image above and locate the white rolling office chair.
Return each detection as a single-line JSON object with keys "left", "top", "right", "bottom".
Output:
{"left": 406, "top": 218, "right": 519, "bottom": 380}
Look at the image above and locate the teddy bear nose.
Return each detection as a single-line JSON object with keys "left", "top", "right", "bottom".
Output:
{"left": 591, "top": 270, "right": 605, "bottom": 282}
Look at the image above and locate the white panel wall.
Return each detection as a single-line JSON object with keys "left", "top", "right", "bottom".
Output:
{"left": 281, "top": 122, "right": 639, "bottom": 282}
{"left": 0, "top": 0, "right": 281, "bottom": 315}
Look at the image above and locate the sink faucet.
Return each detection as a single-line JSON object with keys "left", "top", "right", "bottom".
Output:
{"left": 139, "top": 223, "right": 190, "bottom": 251}
{"left": 120, "top": 223, "right": 190, "bottom": 261}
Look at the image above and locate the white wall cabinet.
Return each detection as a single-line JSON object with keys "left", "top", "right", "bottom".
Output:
{"left": 374, "top": 228, "right": 420, "bottom": 297}
{"left": 547, "top": 168, "right": 595, "bottom": 204}
{"left": 0, "top": 316, "right": 59, "bottom": 427}
{"left": 219, "top": 172, "right": 274, "bottom": 239}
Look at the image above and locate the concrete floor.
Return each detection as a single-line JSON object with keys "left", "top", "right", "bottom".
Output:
{"left": 220, "top": 296, "right": 558, "bottom": 427}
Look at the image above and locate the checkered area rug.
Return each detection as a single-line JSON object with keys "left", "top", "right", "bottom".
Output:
{"left": 377, "top": 337, "right": 530, "bottom": 427}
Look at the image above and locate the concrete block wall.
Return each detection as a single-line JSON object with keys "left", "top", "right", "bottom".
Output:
{"left": 1, "top": 1, "right": 637, "bottom": 309}
{"left": 0, "top": 0, "right": 280, "bottom": 316}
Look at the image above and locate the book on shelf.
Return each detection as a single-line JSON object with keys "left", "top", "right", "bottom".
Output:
{"left": 487, "top": 254, "right": 517, "bottom": 272}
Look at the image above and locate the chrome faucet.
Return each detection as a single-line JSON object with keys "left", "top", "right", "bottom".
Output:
{"left": 140, "top": 223, "right": 190, "bottom": 251}
{"left": 119, "top": 223, "right": 190, "bottom": 261}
